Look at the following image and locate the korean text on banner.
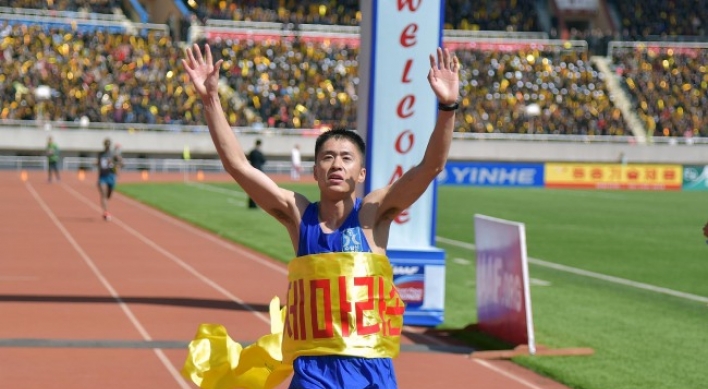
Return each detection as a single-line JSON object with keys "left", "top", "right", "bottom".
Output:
{"left": 545, "top": 163, "right": 682, "bottom": 190}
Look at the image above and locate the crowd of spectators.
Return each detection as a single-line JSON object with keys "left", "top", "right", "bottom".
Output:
{"left": 200, "top": 0, "right": 360, "bottom": 26}
{"left": 208, "top": 37, "right": 359, "bottom": 129}
{"left": 612, "top": 46, "right": 708, "bottom": 138}
{"left": 455, "top": 45, "right": 627, "bottom": 135}
{"left": 198, "top": 0, "right": 541, "bottom": 32}
{"left": 3, "top": 1, "right": 708, "bottom": 138}
{"left": 444, "top": 0, "right": 540, "bottom": 32}
{"left": 1, "top": 21, "right": 631, "bottom": 136}
{"left": 0, "top": 23, "right": 362, "bottom": 129}
{"left": 563, "top": 27, "right": 616, "bottom": 56}
{"left": 0, "top": 24, "right": 192, "bottom": 125}
{"left": 7, "top": 0, "right": 707, "bottom": 41}
{"left": 610, "top": 0, "right": 707, "bottom": 40}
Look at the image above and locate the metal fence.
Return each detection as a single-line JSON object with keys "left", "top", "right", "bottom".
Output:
{"left": 0, "top": 156, "right": 312, "bottom": 175}
{"left": 0, "top": 156, "right": 47, "bottom": 170}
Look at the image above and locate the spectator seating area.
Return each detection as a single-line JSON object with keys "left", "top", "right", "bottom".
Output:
{"left": 611, "top": 44, "right": 708, "bottom": 137}
{"left": 444, "top": 0, "right": 540, "bottom": 32}
{"left": 199, "top": 0, "right": 361, "bottom": 26}
{"left": 0, "top": 25, "right": 187, "bottom": 125}
{"left": 207, "top": 37, "right": 359, "bottom": 129}
{"left": 197, "top": 0, "right": 541, "bottom": 32}
{"left": 1, "top": 1, "right": 706, "bottom": 138}
{"left": 451, "top": 41, "right": 626, "bottom": 135}
{"left": 610, "top": 0, "right": 707, "bottom": 39}
{"left": 0, "top": 23, "right": 628, "bottom": 135}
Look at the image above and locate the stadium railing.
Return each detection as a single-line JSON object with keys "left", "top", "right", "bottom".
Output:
{"left": 191, "top": 19, "right": 548, "bottom": 44}
{"left": 0, "top": 119, "right": 314, "bottom": 136}
{"left": 0, "top": 6, "right": 124, "bottom": 22}
{"left": 607, "top": 40, "right": 708, "bottom": 57}
{"left": 0, "top": 156, "right": 46, "bottom": 170}
{"left": 0, "top": 7, "right": 169, "bottom": 35}
{"left": 203, "top": 19, "right": 548, "bottom": 39}
{"left": 0, "top": 155, "right": 310, "bottom": 174}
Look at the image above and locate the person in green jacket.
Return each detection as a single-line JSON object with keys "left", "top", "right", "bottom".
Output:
{"left": 46, "top": 136, "right": 61, "bottom": 182}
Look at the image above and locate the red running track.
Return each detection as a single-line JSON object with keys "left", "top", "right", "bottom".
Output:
{"left": 0, "top": 170, "right": 570, "bottom": 389}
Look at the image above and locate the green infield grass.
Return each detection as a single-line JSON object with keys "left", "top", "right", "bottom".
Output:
{"left": 119, "top": 181, "right": 708, "bottom": 389}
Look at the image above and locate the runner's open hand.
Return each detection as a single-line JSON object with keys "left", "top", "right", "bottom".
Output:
{"left": 182, "top": 43, "right": 223, "bottom": 98}
{"left": 427, "top": 47, "right": 460, "bottom": 105}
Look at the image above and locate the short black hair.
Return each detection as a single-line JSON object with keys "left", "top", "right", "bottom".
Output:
{"left": 255, "top": 139, "right": 262, "bottom": 146}
{"left": 314, "top": 128, "right": 366, "bottom": 161}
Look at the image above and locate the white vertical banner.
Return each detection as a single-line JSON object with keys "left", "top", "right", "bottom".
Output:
{"left": 358, "top": 0, "right": 443, "bottom": 249}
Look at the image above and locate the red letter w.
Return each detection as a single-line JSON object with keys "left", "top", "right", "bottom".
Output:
{"left": 397, "top": 0, "right": 422, "bottom": 12}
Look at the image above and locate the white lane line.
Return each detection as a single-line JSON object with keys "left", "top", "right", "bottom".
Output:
{"left": 436, "top": 236, "right": 708, "bottom": 304}
{"left": 186, "top": 181, "right": 246, "bottom": 198}
{"left": 60, "top": 184, "right": 271, "bottom": 325}
{"left": 115, "top": 192, "right": 288, "bottom": 275}
{"left": 530, "top": 278, "right": 551, "bottom": 287}
{"left": 473, "top": 359, "right": 548, "bottom": 389}
{"left": 26, "top": 182, "right": 191, "bottom": 389}
{"left": 452, "top": 257, "right": 471, "bottom": 265}
{"left": 226, "top": 197, "right": 246, "bottom": 207}
{"left": 188, "top": 182, "right": 246, "bottom": 206}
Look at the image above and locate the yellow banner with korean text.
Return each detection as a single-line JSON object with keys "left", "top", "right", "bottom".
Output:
{"left": 282, "top": 252, "right": 405, "bottom": 364}
{"left": 545, "top": 163, "right": 683, "bottom": 190}
{"left": 180, "top": 252, "right": 404, "bottom": 389}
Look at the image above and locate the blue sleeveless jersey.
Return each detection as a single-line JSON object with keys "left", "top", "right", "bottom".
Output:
{"left": 291, "top": 199, "right": 398, "bottom": 389}
{"left": 297, "top": 198, "right": 372, "bottom": 256}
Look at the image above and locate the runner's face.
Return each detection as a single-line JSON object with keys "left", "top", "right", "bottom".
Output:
{"left": 314, "top": 138, "right": 365, "bottom": 194}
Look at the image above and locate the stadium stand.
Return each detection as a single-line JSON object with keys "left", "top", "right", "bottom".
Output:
{"left": 0, "top": 24, "right": 181, "bottom": 124}
{"left": 445, "top": 0, "right": 541, "bottom": 32}
{"left": 610, "top": 42, "right": 708, "bottom": 138}
{"left": 1, "top": 0, "right": 706, "bottom": 141}
{"left": 197, "top": 0, "right": 360, "bottom": 25}
{"left": 448, "top": 39, "right": 627, "bottom": 135}
{"left": 610, "top": 0, "right": 708, "bottom": 39}
{"left": 0, "top": 21, "right": 629, "bottom": 136}
{"left": 195, "top": 0, "right": 542, "bottom": 32}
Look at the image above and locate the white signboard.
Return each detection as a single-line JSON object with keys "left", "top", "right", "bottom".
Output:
{"left": 358, "top": 0, "right": 443, "bottom": 248}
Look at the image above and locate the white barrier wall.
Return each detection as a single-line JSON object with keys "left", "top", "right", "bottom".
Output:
{"left": 2, "top": 128, "right": 708, "bottom": 164}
